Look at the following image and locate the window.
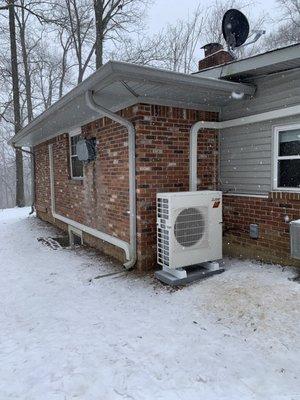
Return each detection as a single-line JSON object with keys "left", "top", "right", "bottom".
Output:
{"left": 69, "top": 131, "right": 83, "bottom": 179}
{"left": 274, "top": 125, "right": 300, "bottom": 191}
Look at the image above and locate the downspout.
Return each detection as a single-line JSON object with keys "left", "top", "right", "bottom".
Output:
{"left": 29, "top": 147, "right": 35, "bottom": 215}
{"left": 85, "top": 90, "right": 136, "bottom": 270}
{"left": 189, "top": 104, "right": 300, "bottom": 191}
{"left": 189, "top": 122, "right": 215, "bottom": 191}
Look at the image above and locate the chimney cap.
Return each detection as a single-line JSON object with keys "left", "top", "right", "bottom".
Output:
{"left": 201, "top": 43, "right": 223, "bottom": 57}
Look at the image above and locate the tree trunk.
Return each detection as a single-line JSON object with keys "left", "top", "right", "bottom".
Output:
{"left": 17, "top": 7, "right": 35, "bottom": 211}
{"left": 19, "top": 25, "right": 33, "bottom": 122}
{"left": 8, "top": 0, "right": 25, "bottom": 207}
{"left": 94, "top": 0, "right": 104, "bottom": 69}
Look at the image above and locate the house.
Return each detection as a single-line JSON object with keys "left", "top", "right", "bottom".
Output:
{"left": 10, "top": 42, "right": 300, "bottom": 271}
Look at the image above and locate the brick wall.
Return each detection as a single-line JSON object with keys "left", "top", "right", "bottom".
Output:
{"left": 135, "top": 104, "right": 218, "bottom": 270}
{"left": 34, "top": 102, "right": 300, "bottom": 270}
{"left": 34, "top": 103, "right": 218, "bottom": 270}
{"left": 223, "top": 192, "right": 300, "bottom": 267}
{"left": 35, "top": 111, "right": 133, "bottom": 263}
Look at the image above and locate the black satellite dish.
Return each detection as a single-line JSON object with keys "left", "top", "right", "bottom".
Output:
{"left": 222, "top": 9, "right": 250, "bottom": 50}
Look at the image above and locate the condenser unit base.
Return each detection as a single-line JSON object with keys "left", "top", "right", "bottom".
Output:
{"left": 155, "top": 263, "right": 224, "bottom": 286}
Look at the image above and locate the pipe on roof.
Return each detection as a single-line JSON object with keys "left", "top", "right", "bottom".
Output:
{"left": 85, "top": 90, "right": 137, "bottom": 270}
{"left": 189, "top": 103, "right": 300, "bottom": 191}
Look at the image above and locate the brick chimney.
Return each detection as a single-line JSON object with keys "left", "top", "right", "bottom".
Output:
{"left": 198, "top": 43, "right": 234, "bottom": 70}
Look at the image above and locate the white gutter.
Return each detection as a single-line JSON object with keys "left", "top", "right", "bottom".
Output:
{"left": 48, "top": 144, "right": 131, "bottom": 265}
{"left": 189, "top": 104, "right": 300, "bottom": 190}
{"left": 85, "top": 90, "right": 137, "bottom": 270}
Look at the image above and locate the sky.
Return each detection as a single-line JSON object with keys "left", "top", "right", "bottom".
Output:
{"left": 145, "top": 0, "right": 280, "bottom": 59}
{"left": 147, "top": 0, "right": 279, "bottom": 33}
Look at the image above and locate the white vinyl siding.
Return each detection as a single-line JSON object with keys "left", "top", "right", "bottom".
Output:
{"left": 220, "top": 68, "right": 300, "bottom": 196}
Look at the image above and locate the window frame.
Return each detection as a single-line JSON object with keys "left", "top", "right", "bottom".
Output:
{"left": 273, "top": 124, "right": 300, "bottom": 192}
{"left": 69, "top": 128, "right": 84, "bottom": 180}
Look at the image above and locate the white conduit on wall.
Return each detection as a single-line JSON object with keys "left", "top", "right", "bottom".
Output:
{"left": 189, "top": 104, "right": 300, "bottom": 191}
{"left": 48, "top": 144, "right": 131, "bottom": 263}
{"left": 48, "top": 90, "right": 137, "bottom": 269}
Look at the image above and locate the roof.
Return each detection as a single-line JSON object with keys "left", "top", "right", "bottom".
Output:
{"left": 196, "top": 42, "right": 300, "bottom": 81}
{"left": 10, "top": 61, "right": 254, "bottom": 147}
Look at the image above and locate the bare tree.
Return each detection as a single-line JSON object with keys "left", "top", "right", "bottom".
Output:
{"left": 263, "top": 0, "right": 300, "bottom": 50}
{"left": 7, "top": 0, "right": 25, "bottom": 207}
{"left": 108, "top": 34, "right": 166, "bottom": 66}
{"left": 52, "top": 0, "right": 95, "bottom": 83}
{"left": 277, "top": 0, "right": 300, "bottom": 26}
{"left": 109, "top": 5, "right": 206, "bottom": 73}
{"left": 161, "top": 6, "right": 206, "bottom": 73}
{"left": 0, "top": 0, "right": 62, "bottom": 207}
{"left": 93, "top": 0, "right": 149, "bottom": 68}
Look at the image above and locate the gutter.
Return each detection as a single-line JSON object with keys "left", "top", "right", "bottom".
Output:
{"left": 189, "top": 104, "right": 300, "bottom": 191}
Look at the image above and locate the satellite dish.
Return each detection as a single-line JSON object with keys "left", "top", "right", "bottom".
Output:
{"left": 222, "top": 9, "right": 250, "bottom": 50}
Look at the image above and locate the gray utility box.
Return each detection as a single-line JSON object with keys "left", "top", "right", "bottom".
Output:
{"left": 290, "top": 220, "right": 300, "bottom": 260}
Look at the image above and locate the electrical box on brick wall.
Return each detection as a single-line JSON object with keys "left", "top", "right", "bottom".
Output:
{"left": 250, "top": 224, "right": 259, "bottom": 239}
{"left": 76, "top": 138, "right": 97, "bottom": 163}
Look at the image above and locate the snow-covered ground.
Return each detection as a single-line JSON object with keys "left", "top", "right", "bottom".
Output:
{"left": 0, "top": 207, "right": 299, "bottom": 400}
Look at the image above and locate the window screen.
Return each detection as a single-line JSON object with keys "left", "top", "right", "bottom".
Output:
{"left": 276, "top": 128, "right": 300, "bottom": 189}
{"left": 70, "top": 134, "right": 83, "bottom": 178}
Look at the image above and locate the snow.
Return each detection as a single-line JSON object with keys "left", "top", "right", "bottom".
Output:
{"left": 0, "top": 207, "right": 299, "bottom": 400}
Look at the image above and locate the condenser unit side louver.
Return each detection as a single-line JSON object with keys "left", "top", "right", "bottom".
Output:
{"left": 290, "top": 220, "right": 300, "bottom": 260}
{"left": 156, "top": 191, "right": 223, "bottom": 283}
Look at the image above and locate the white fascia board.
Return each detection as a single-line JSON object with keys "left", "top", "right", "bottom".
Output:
{"left": 220, "top": 44, "right": 300, "bottom": 78}
{"left": 194, "top": 104, "right": 300, "bottom": 130}
{"left": 196, "top": 43, "right": 300, "bottom": 79}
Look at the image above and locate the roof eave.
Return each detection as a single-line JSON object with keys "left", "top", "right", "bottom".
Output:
{"left": 9, "top": 62, "right": 115, "bottom": 146}
{"left": 9, "top": 61, "right": 255, "bottom": 147}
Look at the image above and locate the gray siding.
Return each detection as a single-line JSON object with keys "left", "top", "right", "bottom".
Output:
{"left": 219, "top": 70, "right": 300, "bottom": 195}
{"left": 221, "top": 69, "right": 300, "bottom": 120}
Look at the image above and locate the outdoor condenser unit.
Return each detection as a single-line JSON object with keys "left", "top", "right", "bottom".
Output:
{"left": 156, "top": 191, "right": 223, "bottom": 283}
{"left": 290, "top": 220, "right": 300, "bottom": 260}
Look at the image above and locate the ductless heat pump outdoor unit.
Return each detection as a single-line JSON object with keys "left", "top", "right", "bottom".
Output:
{"left": 155, "top": 191, "right": 224, "bottom": 285}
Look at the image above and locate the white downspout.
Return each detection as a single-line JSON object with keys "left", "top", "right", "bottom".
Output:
{"left": 189, "top": 121, "right": 214, "bottom": 191}
{"left": 48, "top": 144, "right": 132, "bottom": 267}
{"left": 85, "top": 90, "right": 136, "bottom": 270}
{"left": 189, "top": 104, "right": 300, "bottom": 191}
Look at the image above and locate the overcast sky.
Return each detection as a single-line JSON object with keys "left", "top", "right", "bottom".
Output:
{"left": 147, "top": 0, "right": 279, "bottom": 33}
{"left": 143, "top": 0, "right": 280, "bottom": 59}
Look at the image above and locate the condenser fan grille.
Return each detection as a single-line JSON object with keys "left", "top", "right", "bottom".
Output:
{"left": 174, "top": 207, "right": 205, "bottom": 247}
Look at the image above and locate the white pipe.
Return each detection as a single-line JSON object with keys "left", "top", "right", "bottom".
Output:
{"left": 48, "top": 144, "right": 131, "bottom": 263}
{"left": 85, "top": 90, "right": 137, "bottom": 270}
{"left": 189, "top": 104, "right": 300, "bottom": 191}
{"left": 30, "top": 147, "right": 35, "bottom": 214}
